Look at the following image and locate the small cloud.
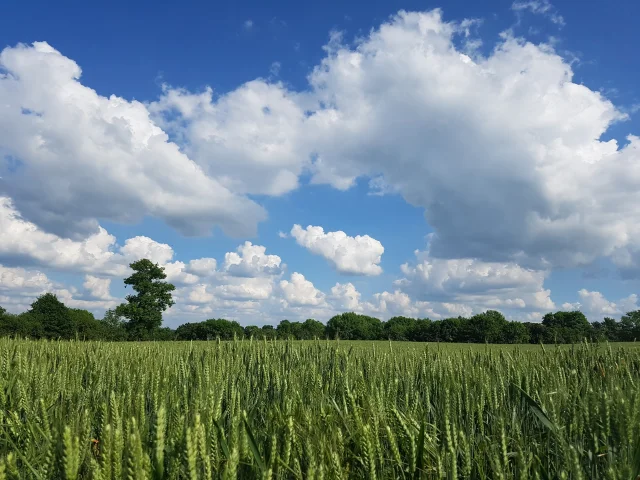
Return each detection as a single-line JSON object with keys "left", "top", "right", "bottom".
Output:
{"left": 294, "top": 42, "right": 301, "bottom": 52}
{"left": 243, "top": 19, "right": 254, "bottom": 30}
{"left": 269, "top": 17, "right": 287, "bottom": 28}
{"left": 511, "top": 0, "right": 565, "bottom": 27}
{"left": 278, "top": 231, "right": 288, "bottom": 239}
{"left": 270, "top": 61, "right": 281, "bottom": 77}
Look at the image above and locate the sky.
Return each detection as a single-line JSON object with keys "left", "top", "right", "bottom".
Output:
{"left": 1, "top": 0, "right": 640, "bottom": 327}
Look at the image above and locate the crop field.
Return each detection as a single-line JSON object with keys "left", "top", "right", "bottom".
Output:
{"left": 0, "top": 339, "right": 639, "bottom": 479}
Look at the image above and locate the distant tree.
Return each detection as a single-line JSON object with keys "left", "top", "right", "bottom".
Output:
{"left": 277, "top": 320, "right": 298, "bottom": 339}
{"left": 326, "top": 313, "right": 383, "bottom": 340}
{"left": 175, "top": 319, "right": 243, "bottom": 340}
{"left": 29, "top": 293, "right": 74, "bottom": 339}
{"left": 411, "top": 318, "right": 433, "bottom": 342}
{"left": 384, "top": 316, "right": 417, "bottom": 341}
{"left": 261, "top": 325, "right": 278, "bottom": 340}
{"left": 68, "top": 308, "right": 104, "bottom": 340}
{"left": 99, "top": 309, "right": 128, "bottom": 341}
{"left": 298, "top": 318, "right": 325, "bottom": 339}
{"left": 202, "top": 319, "right": 244, "bottom": 340}
{"left": 524, "top": 322, "right": 547, "bottom": 344}
{"left": 432, "top": 317, "right": 465, "bottom": 342}
{"left": 619, "top": 311, "right": 640, "bottom": 341}
{"left": 244, "top": 325, "right": 261, "bottom": 338}
{"left": 116, "top": 259, "right": 175, "bottom": 339}
{"left": 542, "top": 311, "right": 591, "bottom": 343}
{"left": 467, "top": 311, "right": 508, "bottom": 343}
{"left": 502, "top": 321, "right": 530, "bottom": 344}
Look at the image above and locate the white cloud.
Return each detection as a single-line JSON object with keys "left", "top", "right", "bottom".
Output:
{"left": 186, "top": 258, "right": 217, "bottom": 277}
{"left": 149, "top": 82, "right": 307, "bottom": 197}
{"left": 120, "top": 236, "right": 174, "bottom": 264}
{"left": 244, "top": 19, "right": 254, "bottom": 30}
{"left": 0, "top": 197, "right": 124, "bottom": 275}
{"left": 511, "top": 0, "right": 565, "bottom": 26}
{"left": 147, "top": 9, "right": 640, "bottom": 278}
{"left": 83, "top": 275, "right": 112, "bottom": 300}
{"left": 562, "top": 289, "right": 638, "bottom": 319}
{"left": 0, "top": 265, "right": 52, "bottom": 293}
{"left": 0, "top": 42, "right": 266, "bottom": 239}
{"left": 396, "top": 243, "right": 555, "bottom": 316}
{"left": 290, "top": 224, "right": 384, "bottom": 275}
{"left": 298, "top": 10, "right": 640, "bottom": 274}
{"left": 270, "top": 61, "right": 281, "bottom": 77}
{"left": 222, "top": 241, "right": 283, "bottom": 277}
{"left": 0, "top": 265, "right": 118, "bottom": 314}
{"left": 279, "top": 273, "right": 326, "bottom": 307}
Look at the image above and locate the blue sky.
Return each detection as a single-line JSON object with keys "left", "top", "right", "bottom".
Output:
{"left": 1, "top": 0, "right": 640, "bottom": 326}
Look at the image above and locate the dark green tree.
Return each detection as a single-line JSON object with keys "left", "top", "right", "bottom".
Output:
{"left": 29, "top": 293, "right": 74, "bottom": 339}
{"left": 411, "top": 318, "right": 433, "bottom": 341}
{"left": 261, "top": 325, "right": 278, "bottom": 339}
{"left": 619, "top": 311, "right": 640, "bottom": 341}
{"left": 502, "top": 321, "right": 530, "bottom": 344}
{"left": 542, "top": 310, "right": 591, "bottom": 343}
{"left": 384, "top": 316, "right": 417, "bottom": 341}
{"left": 116, "top": 259, "right": 175, "bottom": 338}
{"left": 244, "top": 325, "right": 261, "bottom": 338}
{"left": 326, "top": 312, "right": 383, "bottom": 340}
{"left": 298, "top": 318, "right": 325, "bottom": 339}
{"left": 277, "top": 320, "right": 303, "bottom": 339}
{"left": 100, "top": 309, "right": 128, "bottom": 341}
{"left": 68, "top": 308, "right": 104, "bottom": 340}
{"left": 467, "top": 310, "right": 508, "bottom": 343}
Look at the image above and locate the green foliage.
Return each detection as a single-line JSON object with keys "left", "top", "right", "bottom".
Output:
{"left": 29, "top": 293, "right": 74, "bottom": 339}
{"left": 299, "top": 318, "right": 325, "bottom": 339}
{"left": 175, "top": 318, "right": 244, "bottom": 340}
{"left": 0, "top": 339, "right": 639, "bottom": 478}
{"left": 116, "top": 259, "right": 175, "bottom": 338}
{"left": 383, "top": 316, "right": 417, "bottom": 340}
{"left": 542, "top": 310, "right": 591, "bottom": 343}
{"left": 326, "top": 312, "right": 383, "bottom": 340}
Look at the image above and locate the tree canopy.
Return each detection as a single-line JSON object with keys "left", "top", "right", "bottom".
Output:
{"left": 116, "top": 259, "right": 175, "bottom": 338}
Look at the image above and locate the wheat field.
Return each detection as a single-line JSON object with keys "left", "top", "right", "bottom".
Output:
{"left": 0, "top": 338, "right": 639, "bottom": 479}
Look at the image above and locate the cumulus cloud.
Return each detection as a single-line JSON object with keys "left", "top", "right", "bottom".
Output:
{"left": 3, "top": 9, "right": 640, "bottom": 323}
{"left": 396, "top": 243, "right": 555, "bottom": 316}
{"left": 0, "top": 197, "right": 124, "bottom": 275}
{"left": 149, "top": 82, "right": 307, "bottom": 197}
{"left": 279, "top": 273, "right": 326, "bottom": 307}
{"left": 0, "top": 42, "right": 266, "bottom": 239}
{"left": 0, "top": 266, "right": 118, "bottom": 314}
{"left": 290, "top": 224, "right": 384, "bottom": 275}
{"left": 562, "top": 289, "right": 638, "bottom": 319}
{"left": 301, "top": 11, "right": 636, "bottom": 272}
{"left": 222, "top": 241, "right": 283, "bottom": 277}
{"left": 145, "top": 9, "right": 640, "bottom": 279}
{"left": 83, "top": 275, "right": 112, "bottom": 300}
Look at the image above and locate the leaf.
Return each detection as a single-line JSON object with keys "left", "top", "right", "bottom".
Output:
{"left": 211, "top": 418, "right": 230, "bottom": 459}
{"left": 511, "top": 383, "right": 557, "bottom": 433}
{"left": 243, "top": 416, "right": 266, "bottom": 473}
{"left": 414, "top": 421, "right": 426, "bottom": 480}
{"left": 630, "top": 436, "right": 640, "bottom": 480}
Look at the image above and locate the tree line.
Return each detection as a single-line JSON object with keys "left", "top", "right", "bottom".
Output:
{"left": 1, "top": 259, "right": 639, "bottom": 343}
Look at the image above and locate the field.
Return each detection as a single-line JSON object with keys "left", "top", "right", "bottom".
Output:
{"left": 0, "top": 339, "right": 639, "bottom": 479}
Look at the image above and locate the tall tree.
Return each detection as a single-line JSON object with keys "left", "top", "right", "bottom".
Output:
{"left": 29, "top": 293, "right": 74, "bottom": 339}
{"left": 116, "top": 259, "right": 175, "bottom": 338}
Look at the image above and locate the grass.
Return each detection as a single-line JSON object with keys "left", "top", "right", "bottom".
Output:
{"left": 0, "top": 338, "right": 639, "bottom": 479}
